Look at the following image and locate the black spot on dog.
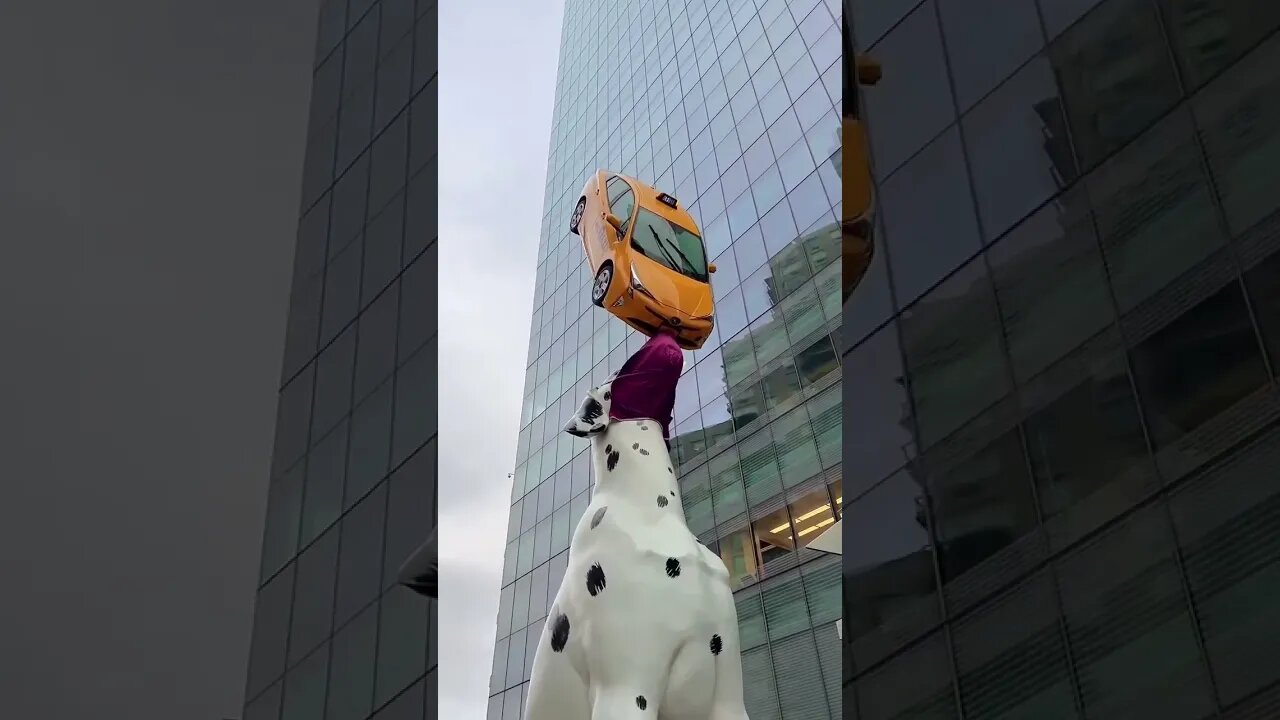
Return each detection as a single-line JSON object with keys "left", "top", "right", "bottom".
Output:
{"left": 639, "top": 448, "right": 650, "bottom": 455}
{"left": 636, "top": 696, "right": 647, "bottom": 710}
{"left": 656, "top": 495, "right": 668, "bottom": 508}
{"left": 603, "top": 390, "right": 611, "bottom": 400}
{"left": 550, "top": 613, "right": 571, "bottom": 652}
{"left": 586, "top": 563, "right": 607, "bottom": 596}
{"left": 607, "top": 450, "right": 620, "bottom": 471}
{"left": 710, "top": 634, "right": 722, "bottom": 655}
{"left": 632, "top": 442, "right": 639, "bottom": 449}
{"left": 640, "top": 423, "right": 648, "bottom": 430}
{"left": 581, "top": 397, "right": 603, "bottom": 424}
{"left": 666, "top": 558, "right": 681, "bottom": 577}
{"left": 606, "top": 444, "right": 612, "bottom": 453}
{"left": 670, "top": 490, "right": 675, "bottom": 496}
{"left": 590, "top": 506, "right": 607, "bottom": 529}
{"left": 667, "top": 466, "right": 673, "bottom": 474}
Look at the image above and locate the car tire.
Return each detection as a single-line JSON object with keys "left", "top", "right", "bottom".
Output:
{"left": 569, "top": 197, "right": 586, "bottom": 235}
{"left": 591, "top": 262, "right": 613, "bottom": 307}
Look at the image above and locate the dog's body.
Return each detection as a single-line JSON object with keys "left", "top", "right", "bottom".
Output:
{"left": 523, "top": 381, "right": 750, "bottom": 720}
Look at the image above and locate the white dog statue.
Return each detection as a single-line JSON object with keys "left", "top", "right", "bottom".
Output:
{"left": 522, "top": 378, "right": 751, "bottom": 719}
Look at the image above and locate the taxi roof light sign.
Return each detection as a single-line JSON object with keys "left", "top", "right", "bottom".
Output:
{"left": 657, "top": 192, "right": 678, "bottom": 208}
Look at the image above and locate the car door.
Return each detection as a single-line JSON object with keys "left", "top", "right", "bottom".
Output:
{"left": 596, "top": 176, "right": 629, "bottom": 257}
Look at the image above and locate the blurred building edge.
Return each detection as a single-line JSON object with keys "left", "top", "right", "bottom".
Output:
{"left": 842, "top": 51, "right": 880, "bottom": 303}
{"left": 398, "top": 526, "right": 438, "bottom": 598}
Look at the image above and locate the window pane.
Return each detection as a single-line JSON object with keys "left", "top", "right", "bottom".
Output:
{"left": 843, "top": 323, "right": 916, "bottom": 497}
{"left": 929, "top": 428, "right": 1042, "bottom": 614}
{"left": 346, "top": 380, "right": 393, "bottom": 506}
{"left": 772, "top": 631, "right": 832, "bottom": 718}
{"left": 939, "top": 0, "right": 1045, "bottom": 111}
{"left": 382, "top": 441, "right": 436, "bottom": 588}
{"left": 753, "top": 506, "right": 799, "bottom": 580}
{"left": 952, "top": 573, "right": 1076, "bottom": 718}
{"left": 245, "top": 679, "right": 282, "bottom": 720}
{"left": 1057, "top": 504, "right": 1216, "bottom": 718}
{"left": 376, "top": 586, "right": 430, "bottom": 705}
{"left": 326, "top": 604, "right": 377, "bottom": 720}
{"left": 963, "top": 54, "right": 1077, "bottom": 241}
{"left": 1049, "top": 0, "right": 1182, "bottom": 169}
{"left": 1168, "top": 427, "right": 1280, "bottom": 705}
{"left": 739, "top": 427, "right": 782, "bottom": 509}
{"left": 1038, "top": 0, "right": 1104, "bottom": 38}
{"left": 247, "top": 565, "right": 295, "bottom": 698}
{"left": 844, "top": 471, "right": 942, "bottom": 669}
{"left": 772, "top": 405, "right": 821, "bottom": 486}
{"left": 900, "top": 258, "right": 1010, "bottom": 448}
{"left": 855, "top": 631, "right": 958, "bottom": 718}
{"left": 1087, "top": 108, "right": 1225, "bottom": 315}
{"left": 987, "top": 186, "right": 1112, "bottom": 383}
{"left": 393, "top": 336, "right": 437, "bottom": 467}
{"left": 354, "top": 282, "right": 399, "bottom": 402}
{"left": 709, "top": 447, "right": 747, "bottom": 525}
{"left": 1193, "top": 32, "right": 1280, "bottom": 238}
{"left": 289, "top": 527, "right": 339, "bottom": 664}
{"left": 880, "top": 128, "right": 982, "bottom": 307}
{"left": 335, "top": 482, "right": 387, "bottom": 627}
{"left": 302, "top": 421, "right": 347, "bottom": 544}
{"left": 321, "top": 233, "right": 364, "bottom": 347}
{"left": 863, "top": 0, "right": 956, "bottom": 176}
{"left": 1021, "top": 345, "right": 1154, "bottom": 549}
{"left": 372, "top": 677, "right": 423, "bottom": 719}
{"left": 272, "top": 366, "right": 314, "bottom": 478}
{"left": 1130, "top": 276, "right": 1270, "bottom": 455}
{"left": 741, "top": 645, "right": 783, "bottom": 718}
{"left": 311, "top": 325, "right": 357, "bottom": 441}
{"left": 398, "top": 247, "right": 437, "bottom": 362}
{"left": 1160, "top": 0, "right": 1280, "bottom": 91}
{"left": 260, "top": 462, "right": 304, "bottom": 582}
{"left": 841, "top": 213, "right": 894, "bottom": 349}
{"left": 282, "top": 643, "right": 329, "bottom": 720}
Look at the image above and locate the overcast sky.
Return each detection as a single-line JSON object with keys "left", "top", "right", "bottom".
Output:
{"left": 436, "top": 1, "right": 566, "bottom": 718}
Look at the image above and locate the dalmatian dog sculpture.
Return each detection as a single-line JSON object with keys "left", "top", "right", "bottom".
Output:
{"left": 523, "top": 345, "right": 750, "bottom": 719}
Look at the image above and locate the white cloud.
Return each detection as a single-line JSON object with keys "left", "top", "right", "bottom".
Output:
{"left": 438, "top": 0, "right": 566, "bottom": 717}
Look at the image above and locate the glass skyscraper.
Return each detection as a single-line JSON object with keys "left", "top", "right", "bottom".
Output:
{"left": 489, "top": 1, "right": 845, "bottom": 718}
{"left": 845, "top": 0, "right": 1280, "bottom": 717}
{"left": 242, "top": 1, "right": 438, "bottom": 719}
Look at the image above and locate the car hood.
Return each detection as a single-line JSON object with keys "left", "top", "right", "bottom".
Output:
{"left": 631, "top": 255, "right": 714, "bottom": 318}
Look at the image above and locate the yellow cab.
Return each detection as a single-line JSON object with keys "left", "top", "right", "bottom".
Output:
{"left": 569, "top": 171, "right": 717, "bottom": 350}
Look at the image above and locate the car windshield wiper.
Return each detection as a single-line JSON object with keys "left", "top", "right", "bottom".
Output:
{"left": 647, "top": 226, "right": 685, "bottom": 273}
{"left": 651, "top": 226, "right": 701, "bottom": 277}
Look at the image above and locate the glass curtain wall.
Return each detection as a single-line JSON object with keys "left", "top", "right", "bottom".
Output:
{"left": 845, "top": 0, "right": 1280, "bottom": 717}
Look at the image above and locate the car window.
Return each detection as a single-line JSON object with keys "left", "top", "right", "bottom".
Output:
{"left": 611, "top": 189, "right": 636, "bottom": 226}
{"left": 630, "top": 208, "right": 708, "bottom": 282}
{"left": 606, "top": 176, "right": 630, "bottom": 206}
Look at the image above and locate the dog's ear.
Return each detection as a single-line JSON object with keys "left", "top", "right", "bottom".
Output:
{"left": 564, "top": 380, "right": 612, "bottom": 437}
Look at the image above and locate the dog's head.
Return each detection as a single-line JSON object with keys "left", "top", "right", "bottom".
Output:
{"left": 563, "top": 375, "right": 615, "bottom": 437}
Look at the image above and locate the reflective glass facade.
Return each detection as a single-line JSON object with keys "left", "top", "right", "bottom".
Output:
{"left": 242, "top": 1, "right": 438, "bottom": 719}
{"left": 489, "top": 1, "right": 845, "bottom": 718}
{"left": 845, "top": 0, "right": 1280, "bottom": 717}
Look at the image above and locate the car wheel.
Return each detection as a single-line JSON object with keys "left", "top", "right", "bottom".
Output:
{"left": 591, "top": 262, "right": 613, "bottom": 307}
{"left": 569, "top": 197, "right": 586, "bottom": 235}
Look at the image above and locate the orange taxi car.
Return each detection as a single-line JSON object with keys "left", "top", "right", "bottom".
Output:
{"left": 569, "top": 171, "right": 716, "bottom": 350}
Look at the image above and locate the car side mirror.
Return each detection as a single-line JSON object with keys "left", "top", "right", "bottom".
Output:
{"left": 708, "top": 263, "right": 717, "bottom": 274}
{"left": 605, "top": 213, "right": 624, "bottom": 232}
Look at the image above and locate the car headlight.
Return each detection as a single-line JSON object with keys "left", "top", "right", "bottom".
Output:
{"left": 630, "top": 264, "right": 643, "bottom": 289}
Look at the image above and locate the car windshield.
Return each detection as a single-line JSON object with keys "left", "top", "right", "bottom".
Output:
{"left": 629, "top": 208, "right": 708, "bottom": 281}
